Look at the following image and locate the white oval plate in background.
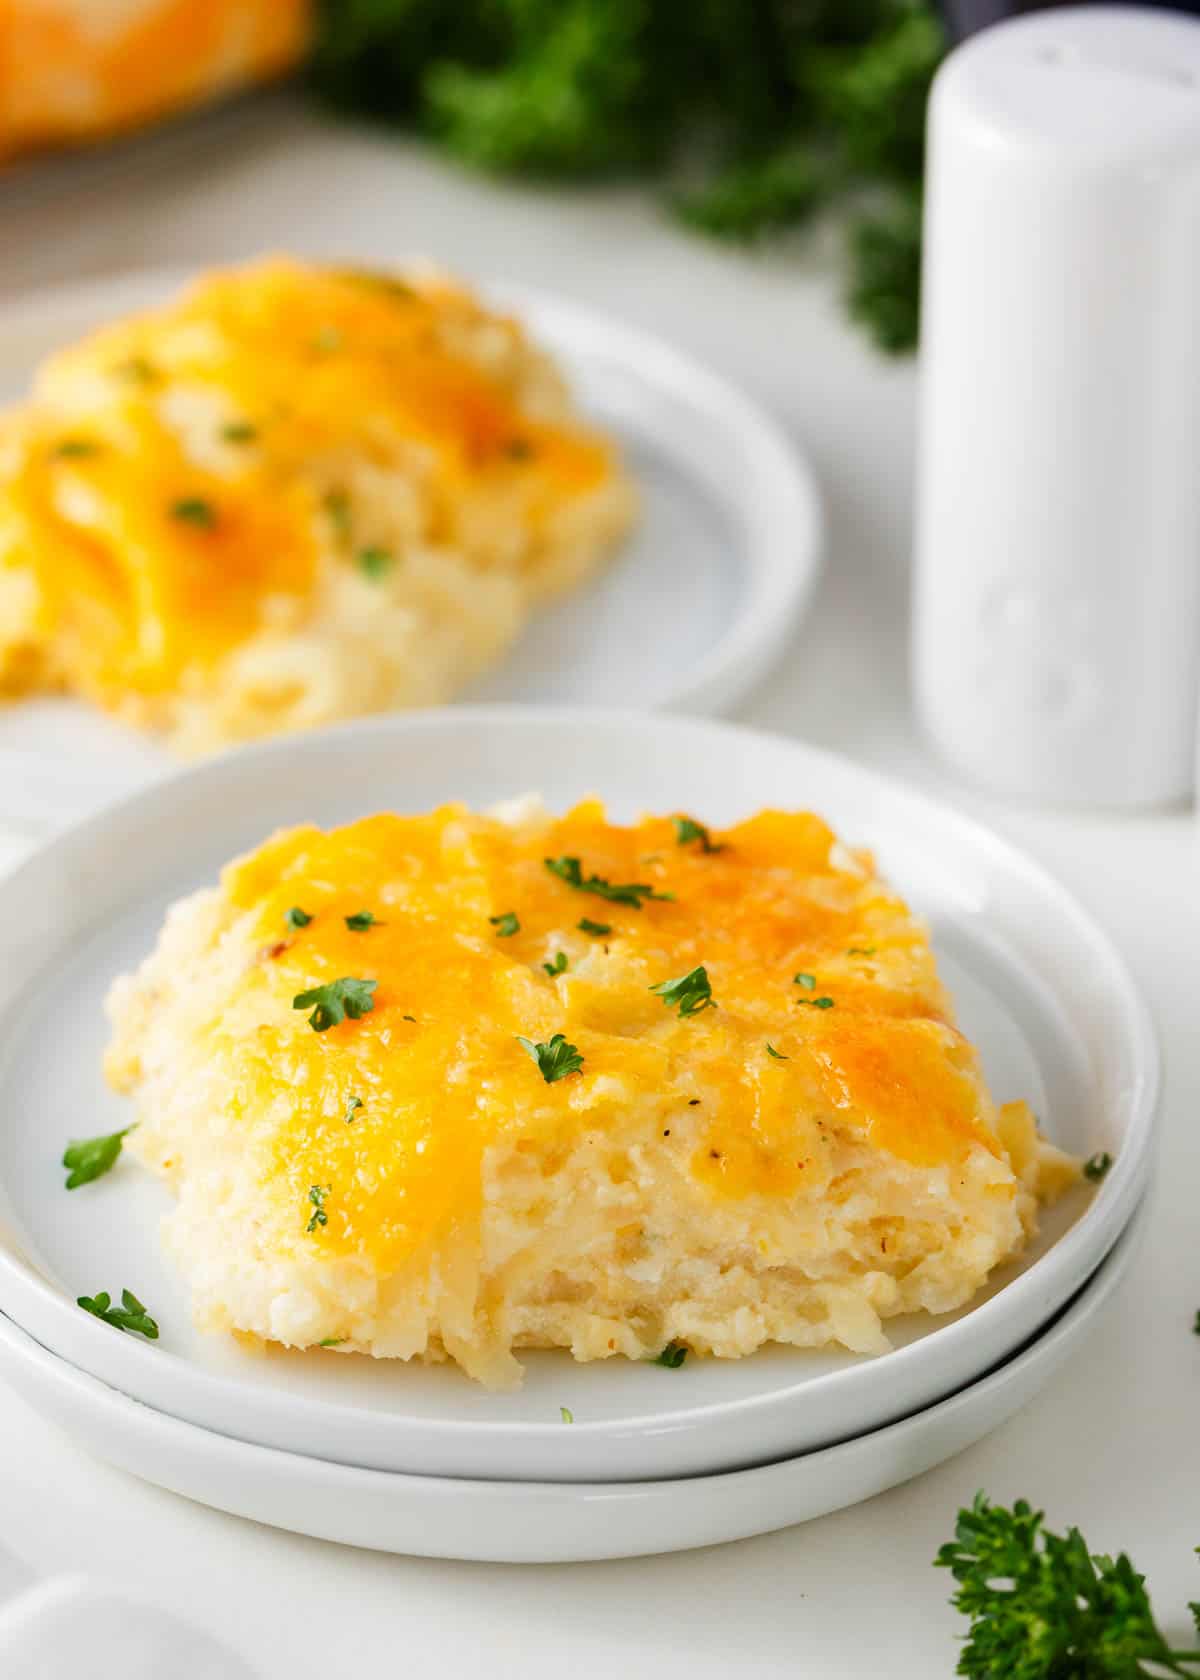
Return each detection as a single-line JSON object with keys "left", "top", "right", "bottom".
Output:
{"left": 0, "top": 267, "right": 822, "bottom": 838}
{"left": 0, "top": 710, "right": 1158, "bottom": 1482}
{"left": 0, "top": 1198, "right": 1146, "bottom": 1563}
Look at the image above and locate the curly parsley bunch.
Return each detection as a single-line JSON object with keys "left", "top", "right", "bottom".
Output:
{"left": 311, "top": 0, "right": 946, "bottom": 353}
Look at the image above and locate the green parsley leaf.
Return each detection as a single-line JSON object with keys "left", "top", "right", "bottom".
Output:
{"left": 285, "top": 905, "right": 313, "bottom": 930}
{"left": 798, "top": 995, "right": 835, "bottom": 1010}
{"left": 292, "top": 977, "right": 377, "bottom": 1032}
{"left": 171, "top": 496, "right": 216, "bottom": 528}
{"left": 344, "top": 910, "right": 384, "bottom": 931}
{"left": 516, "top": 1033, "right": 584, "bottom": 1083}
{"left": 649, "top": 966, "right": 715, "bottom": 1018}
{"left": 356, "top": 546, "right": 393, "bottom": 580}
{"left": 651, "top": 1342, "right": 688, "bottom": 1369}
{"left": 306, "top": 1184, "right": 331, "bottom": 1233}
{"left": 794, "top": 972, "right": 816, "bottom": 989}
{"left": 63, "top": 1126, "right": 133, "bottom": 1189}
{"left": 560, "top": 1405, "right": 574, "bottom": 1423}
{"left": 52, "top": 437, "right": 99, "bottom": 459}
{"left": 113, "top": 355, "right": 157, "bottom": 385}
{"left": 78, "top": 1287, "right": 159, "bottom": 1339}
{"left": 544, "top": 855, "right": 674, "bottom": 908}
{"left": 937, "top": 1492, "right": 1200, "bottom": 1677}
{"left": 847, "top": 946, "right": 876, "bottom": 957}
{"left": 324, "top": 488, "right": 351, "bottom": 538}
{"left": 766, "top": 1044, "right": 788, "bottom": 1061}
{"left": 319, "top": 1337, "right": 347, "bottom": 1348}
{"left": 542, "top": 951, "right": 568, "bottom": 977}
{"left": 344, "top": 1096, "right": 363, "bottom": 1123}
{"left": 1083, "top": 1151, "right": 1113, "bottom": 1182}
{"left": 221, "top": 421, "right": 258, "bottom": 443}
{"left": 672, "top": 816, "right": 725, "bottom": 853}
{"left": 577, "top": 918, "right": 612, "bottom": 937}
{"left": 490, "top": 911, "right": 520, "bottom": 937}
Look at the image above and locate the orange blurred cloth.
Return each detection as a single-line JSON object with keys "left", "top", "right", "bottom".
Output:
{"left": 0, "top": 0, "right": 311, "bottom": 162}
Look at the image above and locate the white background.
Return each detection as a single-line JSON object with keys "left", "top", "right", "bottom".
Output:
{"left": 1, "top": 91, "right": 1194, "bottom": 1677}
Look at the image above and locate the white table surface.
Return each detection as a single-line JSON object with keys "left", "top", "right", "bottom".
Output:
{"left": 1, "top": 93, "right": 1195, "bottom": 1679}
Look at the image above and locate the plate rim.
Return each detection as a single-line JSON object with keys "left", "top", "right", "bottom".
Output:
{"left": 0, "top": 1196, "right": 1146, "bottom": 1563}
{"left": 0, "top": 261, "right": 824, "bottom": 725}
{"left": 0, "top": 707, "right": 1161, "bottom": 1472}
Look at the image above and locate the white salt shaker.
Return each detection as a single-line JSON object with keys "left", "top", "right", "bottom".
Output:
{"left": 913, "top": 6, "right": 1200, "bottom": 807}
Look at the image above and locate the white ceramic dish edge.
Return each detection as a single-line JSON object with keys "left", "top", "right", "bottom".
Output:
{"left": 0, "top": 1196, "right": 1146, "bottom": 1563}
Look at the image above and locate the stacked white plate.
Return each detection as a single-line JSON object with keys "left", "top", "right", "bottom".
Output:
{"left": 0, "top": 711, "right": 1158, "bottom": 1562}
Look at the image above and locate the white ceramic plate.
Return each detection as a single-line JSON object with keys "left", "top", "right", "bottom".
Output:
{"left": 0, "top": 710, "right": 1158, "bottom": 1481}
{"left": 0, "top": 267, "right": 822, "bottom": 838}
{"left": 0, "top": 1198, "right": 1145, "bottom": 1563}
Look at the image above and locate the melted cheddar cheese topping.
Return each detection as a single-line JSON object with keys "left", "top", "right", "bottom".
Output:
{"left": 0, "top": 261, "right": 616, "bottom": 713}
{"left": 205, "top": 803, "right": 1004, "bottom": 1271}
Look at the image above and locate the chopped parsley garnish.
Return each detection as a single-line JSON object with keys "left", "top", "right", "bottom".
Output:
{"left": 577, "top": 918, "right": 612, "bottom": 936}
{"left": 490, "top": 911, "right": 520, "bottom": 937}
{"left": 344, "top": 1096, "right": 363, "bottom": 1123}
{"left": 113, "top": 355, "right": 156, "bottom": 384}
{"left": 62, "top": 1126, "right": 133, "bottom": 1189}
{"left": 650, "top": 966, "right": 715, "bottom": 1017}
{"left": 52, "top": 437, "right": 99, "bottom": 459}
{"left": 221, "top": 421, "right": 258, "bottom": 443}
{"left": 1193, "top": 1311, "right": 1200, "bottom": 1337}
{"left": 766, "top": 1044, "right": 788, "bottom": 1060}
{"left": 798, "top": 995, "right": 835, "bottom": 1010}
{"left": 319, "top": 1337, "right": 347, "bottom": 1348}
{"left": 356, "top": 546, "right": 393, "bottom": 579}
{"left": 794, "top": 972, "right": 816, "bottom": 989}
{"left": 651, "top": 1342, "right": 688, "bottom": 1368}
{"left": 938, "top": 1492, "right": 1200, "bottom": 1678}
{"left": 848, "top": 946, "right": 876, "bottom": 957}
{"left": 344, "top": 910, "right": 384, "bottom": 931}
{"left": 78, "top": 1288, "right": 158, "bottom": 1339}
{"left": 542, "top": 951, "right": 568, "bottom": 977}
{"left": 517, "top": 1033, "right": 584, "bottom": 1083}
{"left": 324, "top": 488, "right": 351, "bottom": 538}
{"left": 672, "top": 816, "right": 725, "bottom": 853}
{"left": 560, "top": 1405, "right": 574, "bottom": 1423}
{"left": 1083, "top": 1150, "right": 1113, "bottom": 1182}
{"left": 544, "top": 855, "right": 673, "bottom": 908}
{"left": 171, "top": 496, "right": 216, "bottom": 528}
{"left": 306, "top": 1184, "right": 331, "bottom": 1232}
{"left": 285, "top": 905, "right": 313, "bottom": 930}
{"left": 293, "top": 977, "right": 377, "bottom": 1031}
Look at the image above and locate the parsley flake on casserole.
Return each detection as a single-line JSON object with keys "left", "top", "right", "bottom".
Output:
{"left": 0, "top": 259, "right": 634, "bottom": 752}
{"left": 104, "top": 800, "right": 1078, "bottom": 1388}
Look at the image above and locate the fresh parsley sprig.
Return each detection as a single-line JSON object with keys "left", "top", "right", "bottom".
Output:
{"left": 544, "top": 855, "right": 673, "bottom": 909}
{"left": 307, "top": 1184, "right": 331, "bottom": 1232}
{"left": 938, "top": 1493, "right": 1200, "bottom": 1678}
{"left": 517, "top": 1033, "right": 584, "bottom": 1083}
{"left": 672, "top": 816, "right": 725, "bottom": 853}
{"left": 344, "top": 910, "right": 384, "bottom": 931}
{"left": 542, "top": 951, "right": 568, "bottom": 977}
{"left": 62, "top": 1126, "right": 133, "bottom": 1189}
{"left": 490, "top": 911, "right": 520, "bottom": 937}
{"left": 577, "top": 918, "right": 611, "bottom": 937}
{"left": 650, "top": 966, "right": 715, "bottom": 1017}
{"left": 651, "top": 1342, "right": 688, "bottom": 1368}
{"left": 293, "top": 977, "right": 377, "bottom": 1031}
{"left": 78, "top": 1288, "right": 159, "bottom": 1339}
{"left": 285, "top": 906, "right": 313, "bottom": 930}
{"left": 1084, "top": 1151, "right": 1114, "bottom": 1182}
